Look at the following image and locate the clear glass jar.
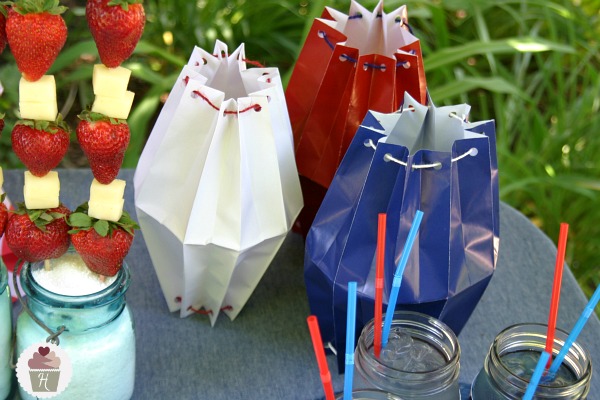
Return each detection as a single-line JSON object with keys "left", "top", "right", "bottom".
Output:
{"left": 16, "top": 251, "right": 135, "bottom": 400}
{"left": 0, "top": 260, "right": 13, "bottom": 399}
{"left": 471, "top": 323, "right": 591, "bottom": 399}
{"left": 336, "top": 389, "right": 403, "bottom": 399}
{"left": 354, "top": 311, "right": 461, "bottom": 400}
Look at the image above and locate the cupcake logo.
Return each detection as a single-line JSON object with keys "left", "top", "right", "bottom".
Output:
{"left": 28, "top": 346, "right": 61, "bottom": 392}
{"left": 16, "top": 342, "right": 72, "bottom": 398}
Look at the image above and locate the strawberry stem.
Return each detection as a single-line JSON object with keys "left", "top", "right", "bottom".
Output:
{"left": 68, "top": 203, "right": 139, "bottom": 237}
{"left": 12, "top": 203, "right": 68, "bottom": 232}
{"left": 10, "top": 0, "right": 67, "bottom": 15}
{"left": 107, "top": 0, "right": 143, "bottom": 12}
{"left": 78, "top": 109, "right": 126, "bottom": 125}
{"left": 16, "top": 113, "right": 71, "bottom": 133}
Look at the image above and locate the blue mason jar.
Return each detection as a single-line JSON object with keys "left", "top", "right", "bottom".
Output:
{"left": 16, "top": 250, "right": 135, "bottom": 399}
{"left": 0, "top": 259, "right": 13, "bottom": 399}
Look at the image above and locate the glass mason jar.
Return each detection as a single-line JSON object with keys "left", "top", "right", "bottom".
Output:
{"left": 0, "top": 260, "right": 13, "bottom": 399}
{"left": 471, "top": 323, "right": 592, "bottom": 399}
{"left": 336, "top": 389, "right": 403, "bottom": 399}
{"left": 16, "top": 251, "right": 135, "bottom": 400}
{"left": 354, "top": 311, "right": 461, "bottom": 400}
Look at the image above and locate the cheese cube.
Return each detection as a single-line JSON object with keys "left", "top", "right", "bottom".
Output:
{"left": 91, "top": 91, "right": 135, "bottom": 120}
{"left": 0, "top": 167, "right": 3, "bottom": 188}
{"left": 93, "top": 64, "right": 132, "bottom": 96}
{"left": 19, "top": 75, "right": 57, "bottom": 103}
{"left": 88, "top": 199, "right": 125, "bottom": 222}
{"left": 88, "top": 178, "right": 126, "bottom": 221}
{"left": 24, "top": 171, "right": 60, "bottom": 210}
{"left": 19, "top": 100, "right": 58, "bottom": 121}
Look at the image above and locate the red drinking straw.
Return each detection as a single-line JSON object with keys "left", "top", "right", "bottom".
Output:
{"left": 307, "top": 316, "right": 335, "bottom": 400}
{"left": 545, "top": 223, "right": 569, "bottom": 362}
{"left": 374, "top": 213, "right": 387, "bottom": 358}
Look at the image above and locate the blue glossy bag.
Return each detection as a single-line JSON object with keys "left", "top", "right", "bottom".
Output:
{"left": 305, "top": 98, "right": 499, "bottom": 370}
{"left": 304, "top": 93, "right": 427, "bottom": 345}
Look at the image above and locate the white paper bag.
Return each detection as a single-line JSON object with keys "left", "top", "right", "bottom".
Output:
{"left": 134, "top": 41, "right": 303, "bottom": 324}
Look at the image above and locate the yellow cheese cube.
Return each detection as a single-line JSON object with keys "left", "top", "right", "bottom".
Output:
{"left": 19, "top": 100, "right": 58, "bottom": 122}
{"left": 19, "top": 75, "right": 56, "bottom": 103}
{"left": 24, "top": 171, "right": 60, "bottom": 210}
{"left": 91, "top": 91, "right": 135, "bottom": 120}
{"left": 0, "top": 167, "right": 3, "bottom": 188}
{"left": 88, "top": 199, "right": 125, "bottom": 222}
{"left": 88, "top": 178, "right": 126, "bottom": 221}
{"left": 93, "top": 64, "right": 132, "bottom": 97}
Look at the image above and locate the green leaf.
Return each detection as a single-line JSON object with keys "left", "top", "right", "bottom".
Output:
{"left": 93, "top": 220, "right": 110, "bottom": 237}
{"left": 69, "top": 212, "right": 93, "bottom": 228}
{"left": 429, "top": 76, "right": 532, "bottom": 103}
{"left": 424, "top": 38, "right": 576, "bottom": 72}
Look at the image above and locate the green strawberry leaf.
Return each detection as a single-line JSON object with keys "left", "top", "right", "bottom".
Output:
{"left": 12, "top": 203, "right": 68, "bottom": 231}
{"left": 69, "top": 202, "right": 139, "bottom": 237}
{"left": 12, "top": 0, "right": 67, "bottom": 15}
{"left": 15, "top": 115, "right": 71, "bottom": 134}
{"left": 38, "top": 212, "right": 53, "bottom": 222}
{"left": 68, "top": 212, "right": 93, "bottom": 228}
{"left": 93, "top": 219, "right": 109, "bottom": 237}
{"left": 107, "top": 0, "right": 143, "bottom": 12}
{"left": 78, "top": 109, "right": 126, "bottom": 125}
{"left": 0, "top": 193, "right": 5, "bottom": 203}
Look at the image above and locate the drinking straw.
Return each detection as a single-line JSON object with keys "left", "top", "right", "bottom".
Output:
{"left": 548, "top": 284, "right": 600, "bottom": 376}
{"left": 373, "top": 213, "right": 387, "bottom": 359}
{"left": 381, "top": 210, "right": 424, "bottom": 347}
{"left": 523, "top": 351, "right": 551, "bottom": 400}
{"left": 545, "top": 223, "right": 569, "bottom": 362}
{"left": 343, "top": 281, "right": 358, "bottom": 400}
{"left": 307, "top": 316, "right": 335, "bottom": 400}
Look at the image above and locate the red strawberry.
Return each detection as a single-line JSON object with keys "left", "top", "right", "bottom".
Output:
{"left": 12, "top": 117, "right": 70, "bottom": 177}
{"left": 76, "top": 111, "right": 130, "bottom": 184}
{"left": 5, "top": 203, "right": 71, "bottom": 262}
{"left": 0, "top": 115, "right": 4, "bottom": 135}
{"left": 5, "top": 0, "right": 68, "bottom": 82}
{"left": 0, "top": 6, "right": 7, "bottom": 55}
{"left": 69, "top": 204, "right": 138, "bottom": 276}
{"left": 0, "top": 194, "right": 8, "bottom": 237}
{"left": 86, "top": 0, "right": 145, "bottom": 68}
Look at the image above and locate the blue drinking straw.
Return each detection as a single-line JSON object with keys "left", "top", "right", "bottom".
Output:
{"left": 343, "top": 281, "right": 358, "bottom": 400}
{"left": 381, "top": 210, "right": 424, "bottom": 347}
{"left": 523, "top": 351, "right": 551, "bottom": 400}
{"left": 548, "top": 284, "right": 600, "bottom": 375}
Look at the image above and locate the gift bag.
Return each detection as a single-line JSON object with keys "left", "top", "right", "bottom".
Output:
{"left": 134, "top": 41, "right": 303, "bottom": 325}
{"left": 306, "top": 99, "right": 499, "bottom": 369}
{"left": 286, "top": 0, "right": 427, "bottom": 236}
{"left": 304, "top": 93, "right": 427, "bottom": 345}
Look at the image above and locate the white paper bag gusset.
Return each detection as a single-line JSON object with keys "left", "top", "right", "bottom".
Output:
{"left": 134, "top": 41, "right": 303, "bottom": 324}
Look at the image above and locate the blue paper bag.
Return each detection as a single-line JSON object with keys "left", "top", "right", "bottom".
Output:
{"left": 304, "top": 93, "right": 428, "bottom": 345}
{"left": 306, "top": 99, "right": 499, "bottom": 370}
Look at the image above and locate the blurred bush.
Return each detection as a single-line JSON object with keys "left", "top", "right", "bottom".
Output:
{"left": 0, "top": 0, "right": 598, "bottom": 298}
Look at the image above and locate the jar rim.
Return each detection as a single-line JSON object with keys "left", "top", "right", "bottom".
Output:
{"left": 358, "top": 311, "right": 461, "bottom": 377}
{"left": 488, "top": 322, "right": 592, "bottom": 395}
{"left": 21, "top": 252, "right": 131, "bottom": 309}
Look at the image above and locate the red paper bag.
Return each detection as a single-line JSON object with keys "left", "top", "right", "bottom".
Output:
{"left": 286, "top": 1, "right": 427, "bottom": 236}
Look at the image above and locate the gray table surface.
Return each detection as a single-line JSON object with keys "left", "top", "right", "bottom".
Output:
{"left": 4, "top": 168, "right": 599, "bottom": 400}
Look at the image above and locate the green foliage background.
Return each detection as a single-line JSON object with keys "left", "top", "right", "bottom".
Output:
{"left": 0, "top": 0, "right": 599, "bottom": 299}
